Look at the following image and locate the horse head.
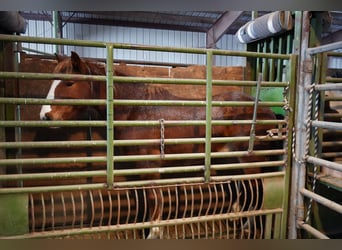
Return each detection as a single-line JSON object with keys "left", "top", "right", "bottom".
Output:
{"left": 40, "top": 51, "right": 101, "bottom": 121}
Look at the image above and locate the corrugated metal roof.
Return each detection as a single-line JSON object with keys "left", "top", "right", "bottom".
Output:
{"left": 19, "top": 11, "right": 342, "bottom": 39}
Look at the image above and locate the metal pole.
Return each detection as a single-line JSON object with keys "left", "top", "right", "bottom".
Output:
{"left": 288, "top": 11, "right": 312, "bottom": 239}
{"left": 52, "top": 11, "right": 63, "bottom": 54}
{"left": 300, "top": 188, "right": 342, "bottom": 214}
{"left": 204, "top": 50, "right": 213, "bottom": 182}
{"left": 307, "top": 40, "right": 342, "bottom": 55}
{"left": 106, "top": 45, "right": 114, "bottom": 188}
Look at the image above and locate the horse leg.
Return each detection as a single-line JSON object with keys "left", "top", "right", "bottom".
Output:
{"left": 146, "top": 186, "right": 164, "bottom": 239}
{"left": 136, "top": 156, "right": 164, "bottom": 239}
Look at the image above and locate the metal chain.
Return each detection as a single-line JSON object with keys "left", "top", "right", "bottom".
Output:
{"left": 159, "top": 119, "right": 165, "bottom": 159}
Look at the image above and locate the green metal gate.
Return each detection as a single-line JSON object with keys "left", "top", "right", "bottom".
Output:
{"left": 288, "top": 11, "right": 342, "bottom": 239}
{"left": 0, "top": 34, "right": 295, "bottom": 239}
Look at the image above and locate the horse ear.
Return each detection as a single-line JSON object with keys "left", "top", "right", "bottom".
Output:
{"left": 70, "top": 51, "right": 83, "bottom": 72}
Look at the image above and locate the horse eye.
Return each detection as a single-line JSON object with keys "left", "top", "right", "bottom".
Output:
{"left": 65, "top": 82, "right": 74, "bottom": 87}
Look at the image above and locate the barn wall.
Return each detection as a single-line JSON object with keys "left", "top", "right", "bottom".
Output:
{"left": 23, "top": 19, "right": 246, "bottom": 66}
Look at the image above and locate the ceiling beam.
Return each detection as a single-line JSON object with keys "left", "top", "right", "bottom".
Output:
{"left": 81, "top": 11, "right": 218, "bottom": 25}
{"left": 322, "top": 29, "right": 342, "bottom": 44}
{"left": 206, "top": 11, "right": 243, "bottom": 48}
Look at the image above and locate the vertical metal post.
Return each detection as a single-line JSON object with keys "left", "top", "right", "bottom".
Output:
{"left": 13, "top": 41, "right": 22, "bottom": 187}
{"left": 281, "top": 53, "right": 298, "bottom": 239}
{"left": 106, "top": 45, "right": 114, "bottom": 188}
{"left": 288, "top": 11, "right": 311, "bottom": 239}
{"left": 204, "top": 50, "right": 213, "bottom": 182}
{"left": 52, "top": 11, "right": 63, "bottom": 54}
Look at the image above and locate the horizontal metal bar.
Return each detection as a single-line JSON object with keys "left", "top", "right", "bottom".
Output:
{"left": 321, "top": 152, "right": 342, "bottom": 158}
{"left": 324, "top": 96, "right": 342, "bottom": 102}
{"left": 311, "top": 121, "right": 342, "bottom": 131}
{"left": 211, "top": 160, "right": 285, "bottom": 171}
{"left": 0, "top": 97, "right": 286, "bottom": 108}
{"left": 322, "top": 141, "right": 342, "bottom": 147}
{"left": 0, "top": 149, "right": 285, "bottom": 167}
{"left": 297, "top": 221, "right": 330, "bottom": 239}
{"left": 0, "top": 165, "right": 204, "bottom": 181}
{"left": 0, "top": 160, "right": 285, "bottom": 182}
{"left": 325, "top": 77, "right": 342, "bottom": 83}
{"left": 300, "top": 188, "right": 342, "bottom": 214}
{"left": 0, "top": 140, "right": 107, "bottom": 149}
{"left": 314, "top": 83, "right": 342, "bottom": 91}
{"left": 0, "top": 34, "right": 291, "bottom": 59}
{"left": 0, "top": 34, "right": 108, "bottom": 47}
{"left": 0, "top": 207, "right": 283, "bottom": 239}
{"left": 210, "top": 171, "right": 285, "bottom": 182}
{"left": 0, "top": 177, "right": 205, "bottom": 194}
{"left": 0, "top": 71, "right": 107, "bottom": 81}
{"left": 0, "top": 170, "right": 284, "bottom": 195}
{"left": 0, "top": 120, "right": 106, "bottom": 127}
{"left": 0, "top": 71, "right": 289, "bottom": 88}
{"left": 0, "top": 119, "right": 283, "bottom": 128}
{"left": 327, "top": 51, "right": 342, "bottom": 57}
{"left": 0, "top": 97, "right": 106, "bottom": 106}
{"left": 0, "top": 170, "right": 107, "bottom": 181}
{"left": 113, "top": 149, "right": 285, "bottom": 163}
{"left": 0, "top": 156, "right": 106, "bottom": 166}
{"left": 0, "top": 183, "right": 106, "bottom": 194}
{"left": 113, "top": 119, "right": 284, "bottom": 127}
{"left": 114, "top": 76, "right": 288, "bottom": 87}
{"left": 306, "top": 156, "right": 342, "bottom": 173}
{"left": 0, "top": 135, "right": 285, "bottom": 149}
{"left": 307, "top": 41, "right": 342, "bottom": 55}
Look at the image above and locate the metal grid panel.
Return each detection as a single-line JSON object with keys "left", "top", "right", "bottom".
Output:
{"left": 0, "top": 34, "right": 293, "bottom": 239}
{"left": 22, "top": 179, "right": 280, "bottom": 239}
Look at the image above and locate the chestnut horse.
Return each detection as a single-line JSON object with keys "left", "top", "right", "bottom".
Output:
{"left": 40, "top": 51, "right": 280, "bottom": 238}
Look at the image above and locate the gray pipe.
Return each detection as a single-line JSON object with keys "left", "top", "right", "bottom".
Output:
{"left": 236, "top": 11, "right": 293, "bottom": 44}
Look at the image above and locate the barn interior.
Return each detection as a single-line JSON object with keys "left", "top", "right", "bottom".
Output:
{"left": 0, "top": 11, "right": 341, "bottom": 239}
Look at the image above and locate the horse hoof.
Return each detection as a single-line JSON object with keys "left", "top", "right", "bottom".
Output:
{"left": 146, "top": 227, "right": 162, "bottom": 239}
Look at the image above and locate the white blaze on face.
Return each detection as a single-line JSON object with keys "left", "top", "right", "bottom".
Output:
{"left": 39, "top": 80, "right": 61, "bottom": 120}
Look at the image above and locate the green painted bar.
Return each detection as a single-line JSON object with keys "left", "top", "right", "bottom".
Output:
{"left": 0, "top": 170, "right": 107, "bottom": 181}
{"left": 0, "top": 135, "right": 285, "bottom": 149}
{"left": 0, "top": 97, "right": 106, "bottom": 105}
{"left": 210, "top": 171, "right": 285, "bottom": 182}
{"left": 0, "top": 183, "right": 106, "bottom": 194}
{"left": 0, "top": 119, "right": 285, "bottom": 128}
{"left": 281, "top": 53, "right": 298, "bottom": 239}
{"left": 0, "top": 140, "right": 107, "bottom": 148}
{"left": 211, "top": 160, "right": 285, "bottom": 171}
{"left": 0, "top": 149, "right": 285, "bottom": 166}
{"left": 0, "top": 97, "right": 286, "bottom": 108}
{"left": 0, "top": 71, "right": 289, "bottom": 89}
{"left": 0, "top": 120, "right": 106, "bottom": 127}
{"left": 0, "top": 208, "right": 283, "bottom": 239}
{"left": 0, "top": 34, "right": 107, "bottom": 47}
{"left": 204, "top": 50, "right": 213, "bottom": 183}
{"left": 0, "top": 156, "right": 107, "bottom": 166}
{"left": 106, "top": 45, "right": 114, "bottom": 188}
{"left": 0, "top": 71, "right": 106, "bottom": 81}
{"left": 0, "top": 34, "right": 291, "bottom": 60}
{"left": 0, "top": 160, "right": 285, "bottom": 182}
